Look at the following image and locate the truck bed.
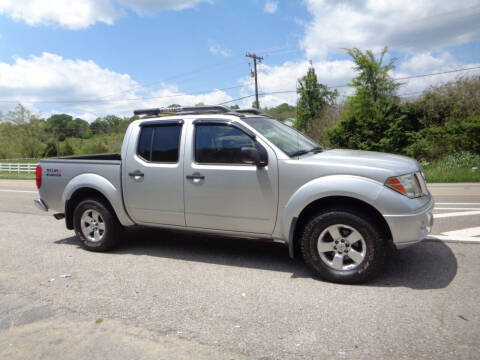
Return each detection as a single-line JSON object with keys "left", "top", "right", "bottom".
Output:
{"left": 57, "top": 153, "right": 121, "bottom": 161}
{"left": 38, "top": 155, "right": 123, "bottom": 214}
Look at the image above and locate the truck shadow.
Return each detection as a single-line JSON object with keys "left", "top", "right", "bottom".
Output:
{"left": 55, "top": 228, "right": 457, "bottom": 290}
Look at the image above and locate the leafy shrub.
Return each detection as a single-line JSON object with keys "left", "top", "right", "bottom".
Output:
{"left": 433, "top": 151, "right": 480, "bottom": 170}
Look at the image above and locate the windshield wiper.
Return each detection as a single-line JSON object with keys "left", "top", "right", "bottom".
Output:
{"left": 310, "top": 146, "right": 324, "bottom": 153}
{"left": 289, "top": 146, "right": 324, "bottom": 157}
{"left": 289, "top": 150, "right": 310, "bottom": 157}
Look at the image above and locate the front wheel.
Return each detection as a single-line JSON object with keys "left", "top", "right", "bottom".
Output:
{"left": 300, "top": 210, "right": 386, "bottom": 284}
{"left": 73, "top": 198, "right": 121, "bottom": 252}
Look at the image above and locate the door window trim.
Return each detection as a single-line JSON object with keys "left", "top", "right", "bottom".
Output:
{"left": 192, "top": 119, "right": 265, "bottom": 166}
{"left": 137, "top": 121, "right": 184, "bottom": 164}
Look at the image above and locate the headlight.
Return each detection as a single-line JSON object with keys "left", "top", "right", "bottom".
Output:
{"left": 385, "top": 173, "right": 423, "bottom": 198}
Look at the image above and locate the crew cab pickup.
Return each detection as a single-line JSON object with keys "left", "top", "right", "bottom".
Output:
{"left": 34, "top": 106, "right": 434, "bottom": 283}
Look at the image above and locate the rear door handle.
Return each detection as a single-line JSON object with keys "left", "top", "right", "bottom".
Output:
{"left": 128, "top": 170, "right": 144, "bottom": 177}
{"left": 186, "top": 173, "right": 205, "bottom": 180}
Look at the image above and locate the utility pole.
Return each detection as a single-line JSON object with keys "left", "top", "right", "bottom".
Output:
{"left": 246, "top": 53, "right": 263, "bottom": 109}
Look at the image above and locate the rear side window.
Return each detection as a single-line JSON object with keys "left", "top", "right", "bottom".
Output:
{"left": 137, "top": 124, "right": 182, "bottom": 163}
{"left": 138, "top": 127, "right": 154, "bottom": 160}
{"left": 195, "top": 124, "right": 256, "bottom": 164}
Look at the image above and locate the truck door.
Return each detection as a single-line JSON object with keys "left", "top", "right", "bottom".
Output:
{"left": 123, "top": 120, "right": 186, "bottom": 226}
{"left": 183, "top": 119, "right": 278, "bottom": 234}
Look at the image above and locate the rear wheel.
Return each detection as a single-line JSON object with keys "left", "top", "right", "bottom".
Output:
{"left": 300, "top": 210, "right": 386, "bottom": 284}
{"left": 73, "top": 198, "right": 121, "bottom": 252}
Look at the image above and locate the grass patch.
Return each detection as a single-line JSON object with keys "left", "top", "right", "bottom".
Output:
{"left": 424, "top": 167, "right": 480, "bottom": 183}
{"left": 0, "top": 158, "right": 40, "bottom": 164}
{"left": 0, "top": 172, "right": 36, "bottom": 180}
{"left": 423, "top": 152, "right": 480, "bottom": 183}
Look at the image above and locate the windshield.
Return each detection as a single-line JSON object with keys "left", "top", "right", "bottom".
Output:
{"left": 243, "top": 117, "right": 321, "bottom": 157}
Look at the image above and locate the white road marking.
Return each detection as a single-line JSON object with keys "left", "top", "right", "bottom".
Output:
{"left": 427, "top": 235, "right": 480, "bottom": 243}
{"left": 443, "top": 227, "right": 480, "bottom": 237}
{"left": 0, "top": 189, "right": 37, "bottom": 194}
{"left": 426, "top": 227, "right": 480, "bottom": 243}
{"left": 435, "top": 207, "right": 480, "bottom": 210}
{"left": 434, "top": 210, "right": 480, "bottom": 219}
{"left": 436, "top": 203, "right": 480, "bottom": 205}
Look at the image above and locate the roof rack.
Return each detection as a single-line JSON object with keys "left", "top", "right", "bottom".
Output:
{"left": 133, "top": 105, "right": 238, "bottom": 117}
{"left": 235, "top": 108, "right": 268, "bottom": 116}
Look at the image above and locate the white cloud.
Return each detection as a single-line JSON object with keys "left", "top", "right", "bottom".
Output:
{"left": 236, "top": 0, "right": 480, "bottom": 108}
{"left": 208, "top": 40, "right": 231, "bottom": 58}
{"left": 264, "top": 1, "right": 277, "bottom": 14}
{"left": 302, "top": 0, "right": 480, "bottom": 60}
{"left": 0, "top": 0, "right": 211, "bottom": 29}
{"left": 394, "top": 52, "right": 480, "bottom": 96}
{"left": 0, "top": 0, "right": 118, "bottom": 29}
{"left": 0, "top": 52, "right": 232, "bottom": 121}
{"left": 117, "top": 0, "right": 211, "bottom": 14}
{"left": 0, "top": 52, "right": 139, "bottom": 102}
{"left": 239, "top": 59, "right": 355, "bottom": 108}
{"left": 237, "top": 50, "right": 480, "bottom": 108}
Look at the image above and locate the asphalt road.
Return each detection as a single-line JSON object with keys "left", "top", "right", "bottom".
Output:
{"left": 0, "top": 180, "right": 479, "bottom": 359}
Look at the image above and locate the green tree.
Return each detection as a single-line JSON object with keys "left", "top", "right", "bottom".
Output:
{"left": 230, "top": 105, "right": 240, "bottom": 110}
{"left": 295, "top": 65, "right": 337, "bottom": 132}
{"left": 90, "top": 118, "right": 109, "bottom": 134}
{"left": 328, "top": 47, "right": 404, "bottom": 152}
{"left": 43, "top": 142, "right": 58, "bottom": 157}
{"left": 67, "top": 118, "right": 90, "bottom": 138}
{"left": 62, "top": 141, "right": 75, "bottom": 156}
{"left": 2, "top": 105, "right": 46, "bottom": 157}
{"left": 5, "top": 104, "right": 36, "bottom": 125}
{"left": 46, "top": 114, "right": 73, "bottom": 141}
{"left": 264, "top": 103, "right": 296, "bottom": 121}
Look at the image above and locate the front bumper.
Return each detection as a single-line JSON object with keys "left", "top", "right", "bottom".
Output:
{"left": 383, "top": 197, "right": 434, "bottom": 249}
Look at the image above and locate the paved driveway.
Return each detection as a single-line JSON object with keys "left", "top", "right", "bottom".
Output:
{"left": 0, "top": 180, "right": 479, "bottom": 359}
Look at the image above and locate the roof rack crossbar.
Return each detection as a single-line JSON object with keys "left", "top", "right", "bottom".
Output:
{"left": 235, "top": 108, "right": 268, "bottom": 116}
{"left": 134, "top": 105, "right": 232, "bottom": 116}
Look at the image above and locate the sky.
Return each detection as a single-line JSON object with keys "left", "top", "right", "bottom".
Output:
{"left": 0, "top": 0, "right": 479, "bottom": 122}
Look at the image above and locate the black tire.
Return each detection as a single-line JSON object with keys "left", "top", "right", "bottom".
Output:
{"left": 73, "top": 197, "right": 121, "bottom": 252}
{"left": 300, "top": 210, "right": 386, "bottom": 284}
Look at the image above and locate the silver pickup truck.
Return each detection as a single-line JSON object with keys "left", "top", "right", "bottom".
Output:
{"left": 34, "top": 106, "right": 434, "bottom": 284}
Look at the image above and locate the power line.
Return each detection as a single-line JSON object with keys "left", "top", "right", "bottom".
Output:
{"left": 97, "top": 57, "right": 245, "bottom": 101}
{"left": 241, "top": 66, "right": 480, "bottom": 97}
{"left": 95, "top": 46, "right": 293, "bottom": 101}
{"left": 218, "top": 94, "right": 256, "bottom": 105}
{"left": 0, "top": 50, "right": 270, "bottom": 106}
{"left": 0, "top": 84, "right": 245, "bottom": 105}
{"left": 219, "top": 65, "right": 480, "bottom": 106}
{"left": 394, "top": 66, "right": 480, "bottom": 80}
{"left": 1, "top": 65, "right": 479, "bottom": 106}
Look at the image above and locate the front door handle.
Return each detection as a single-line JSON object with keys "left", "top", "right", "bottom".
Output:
{"left": 186, "top": 173, "right": 205, "bottom": 180}
{"left": 128, "top": 170, "right": 144, "bottom": 177}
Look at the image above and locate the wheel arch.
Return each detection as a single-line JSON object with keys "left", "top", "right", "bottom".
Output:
{"left": 65, "top": 187, "right": 116, "bottom": 230}
{"left": 62, "top": 173, "right": 134, "bottom": 229}
{"left": 289, "top": 196, "right": 393, "bottom": 259}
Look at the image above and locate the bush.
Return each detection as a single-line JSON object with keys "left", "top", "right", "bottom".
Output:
{"left": 81, "top": 141, "right": 109, "bottom": 154}
{"left": 62, "top": 141, "right": 75, "bottom": 156}
{"left": 423, "top": 152, "right": 480, "bottom": 182}
{"left": 433, "top": 151, "right": 480, "bottom": 170}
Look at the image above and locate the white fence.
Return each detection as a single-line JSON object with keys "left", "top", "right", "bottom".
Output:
{"left": 0, "top": 163, "right": 38, "bottom": 173}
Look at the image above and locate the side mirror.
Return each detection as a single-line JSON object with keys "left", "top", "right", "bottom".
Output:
{"left": 240, "top": 147, "right": 268, "bottom": 167}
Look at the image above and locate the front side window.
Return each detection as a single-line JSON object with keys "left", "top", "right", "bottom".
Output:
{"left": 195, "top": 124, "right": 256, "bottom": 164}
{"left": 137, "top": 124, "right": 182, "bottom": 162}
